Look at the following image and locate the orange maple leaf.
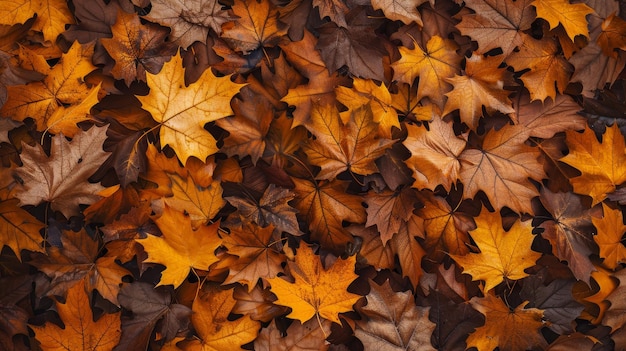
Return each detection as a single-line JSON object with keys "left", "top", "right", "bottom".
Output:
{"left": 593, "top": 203, "right": 626, "bottom": 269}
{"left": 532, "top": 0, "right": 594, "bottom": 41}
{"left": 268, "top": 245, "right": 361, "bottom": 325}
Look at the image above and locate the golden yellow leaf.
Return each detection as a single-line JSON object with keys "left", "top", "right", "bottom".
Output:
{"left": 45, "top": 83, "right": 100, "bottom": 137}
{"left": 0, "top": 0, "right": 74, "bottom": 42}
{"left": 532, "top": 0, "right": 594, "bottom": 41}
{"left": 268, "top": 245, "right": 361, "bottom": 324}
{"left": 0, "top": 198, "right": 45, "bottom": 260}
{"left": 163, "top": 174, "right": 225, "bottom": 229}
{"left": 137, "top": 52, "right": 245, "bottom": 164}
{"left": 560, "top": 124, "right": 626, "bottom": 205}
{"left": 136, "top": 205, "right": 222, "bottom": 288}
{"left": 593, "top": 203, "right": 626, "bottom": 269}
{"left": 451, "top": 210, "right": 541, "bottom": 292}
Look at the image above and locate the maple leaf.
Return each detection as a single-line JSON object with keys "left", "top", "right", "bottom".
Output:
{"left": 60, "top": 0, "right": 118, "bottom": 44}
{"left": 451, "top": 210, "right": 541, "bottom": 292}
{"left": 371, "top": 0, "right": 428, "bottom": 26}
{"left": 293, "top": 178, "right": 366, "bottom": 251}
{"left": 0, "top": 0, "right": 74, "bottom": 42}
{"left": 162, "top": 174, "right": 225, "bottom": 228}
{"left": 459, "top": 124, "right": 545, "bottom": 214}
{"left": 255, "top": 318, "right": 331, "bottom": 351}
{"left": 569, "top": 40, "right": 626, "bottom": 98}
{"left": 101, "top": 10, "right": 177, "bottom": 85}
{"left": 137, "top": 52, "right": 245, "bottom": 164}
{"left": 355, "top": 279, "right": 436, "bottom": 351}
{"left": 220, "top": 223, "right": 286, "bottom": 290}
{"left": 597, "top": 13, "right": 626, "bottom": 58}
{"left": 136, "top": 205, "right": 222, "bottom": 288}
{"left": 559, "top": 124, "right": 626, "bottom": 205}
{"left": 467, "top": 292, "right": 546, "bottom": 351}
{"left": 232, "top": 284, "right": 289, "bottom": 322}
{"left": 44, "top": 83, "right": 101, "bottom": 137}
{"left": 538, "top": 189, "right": 596, "bottom": 283}
{"left": 391, "top": 35, "right": 461, "bottom": 108}
{"left": 506, "top": 36, "right": 573, "bottom": 102}
{"left": 221, "top": 0, "right": 288, "bottom": 54}
{"left": 512, "top": 93, "right": 586, "bottom": 139}
{"left": 0, "top": 198, "right": 45, "bottom": 260}
{"left": 335, "top": 78, "right": 399, "bottom": 138}
{"left": 116, "top": 282, "right": 191, "bottom": 350}
{"left": 304, "top": 103, "right": 394, "bottom": 180}
{"left": 181, "top": 284, "right": 260, "bottom": 351}
{"left": 226, "top": 184, "right": 303, "bottom": 236}
{"left": 268, "top": 245, "right": 361, "bottom": 325}
{"left": 532, "top": 0, "right": 594, "bottom": 41}
{"left": 593, "top": 203, "right": 626, "bottom": 270}
{"left": 313, "top": 0, "right": 349, "bottom": 27}
{"left": 0, "top": 41, "right": 95, "bottom": 131}
{"left": 443, "top": 54, "right": 515, "bottom": 129}
{"left": 33, "top": 229, "right": 130, "bottom": 305}
{"left": 456, "top": 0, "right": 535, "bottom": 57}
{"left": 15, "top": 125, "right": 110, "bottom": 218}
{"left": 389, "top": 215, "right": 427, "bottom": 288}
{"left": 31, "top": 280, "right": 121, "bottom": 351}
{"left": 144, "top": 0, "right": 233, "bottom": 48}
{"left": 316, "top": 6, "right": 388, "bottom": 81}
{"left": 403, "top": 116, "right": 465, "bottom": 191}
{"left": 365, "top": 187, "right": 418, "bottom": 245}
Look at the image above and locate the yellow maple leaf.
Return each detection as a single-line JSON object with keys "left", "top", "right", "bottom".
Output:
{"left": 560, "top": 124, "right": 626, "bottom": 205}
{"left": 268, "top": 245, "right": 361, "bottom": 325}
{"left": 0, "top": 0, "right": 74, "bottom": 42}
{"left": 532, "top": 0, "right": 594, "bottom": 41}
{"left": 0, "top": 198, "right": 45, "bottom": 260}
{"left": 451, "top": 210, "right": 541, "bottom": 292}
{"left": 593, "top": 203, "right": 626, "bottom": 269}
{"left": 137, "top": 52, "right": 245, "bottom": 164}
{"left": 136, "top": 205, "right": 222, "bottom": 288}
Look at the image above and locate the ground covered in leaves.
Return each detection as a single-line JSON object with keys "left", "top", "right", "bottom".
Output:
{"left": 1, "top": 0, "right": 626, "bottom": 350}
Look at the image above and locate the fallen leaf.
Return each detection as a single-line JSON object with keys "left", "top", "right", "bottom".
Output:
{"left": 593, "top": 203, "right": 626, "bottom": 270}
{"left": 532, "top": 0, "right": 594, "bottom": 41}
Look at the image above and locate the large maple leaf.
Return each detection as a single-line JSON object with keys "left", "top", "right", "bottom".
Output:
{"left": 15, "top": 125, "right": 110, "bottom": 218}
{"left": 268, "top": 245, "right": 361, "bottom": 325}
{"left": 304, "top": 103, "right": 394, "bottom": 180}
{"left": 221, "top": 0, "right": 288, "bottom": 54}
{"left": 31, "top": 280, "right": 121, "bottom": 351}
{"left": 559, "top": 124, "right": 626, "bottom": 205}
{"left": 403, "top": 117, "right": 466, "bottom": 191}
{"left": 136, "top": 205, "right": 222, "bottom": 288}
{"left": 392, "top": 35, "right": 461, "bottom": 108}
{"left": 101, "top": 10, "right": 177, "bottom": 85}
{"left": 364, "top": 187, "right": 418, "bottom": 245}
{"left": 162, "top": 174, "right": 225, "bottom": 229}
{"left": 181, "top": 284, "right": 260, "bottom": 351}
{"left": 459, "top": 124, "right": 545, "bottom": 214}
{"left": 456, "top": 0, "right": 535, "bottom": 57}
{"left": 355, "top": 280, "right": 436, "bottom": 351}
{"left": 293, "top": 178, "right": 366, "bottom": 252}
{"left": 467, "top": 292, "right": 546, "bottom": 351}
{"left": 451, "top": 210, "right": 541, "bottom": 292}
{"left": 0, "top": 0, "right": 74, "bottom": 42}
{"left": 532, "top": 0, "right": 594, "bottom": 41}
{"left": 143, "top": 0, "right": 233, "bottom": 48}
{"left": 137, "top": 52, "right": 245, "bottom": 164}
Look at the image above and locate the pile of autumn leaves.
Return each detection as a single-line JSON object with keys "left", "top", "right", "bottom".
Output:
{"left": 1, "top": 0, "right": 626, "bottom": 350}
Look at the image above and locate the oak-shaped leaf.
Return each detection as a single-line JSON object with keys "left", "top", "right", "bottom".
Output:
{"left": 136, "top": 205, "right": 222, "bottom": 288}
{"left": 355, "top": 279, "right": 436, "bottom": 351}
{"left": 0, "top": 198, "right": 45, "bottom": 260}
{"left": 137, "top": 52, "right": 245, "bottom": 164}
{"left": 456, "top": 0, "right": 535, "bottom": 57}
{"left": 15, "top": 125, "right": 110, "bottom": 218}
{"left": 115, "top": 282, "right": 191, "bottom": 351}
{"left": 403, "top": 116, "right": 465, "bottom": 191}
{"left": 532, "top": 0, "right": 594, "bottom": 41}
{"left": 451, "top": 210, "right": 541, "bottom": 292}
{"left": 226, "top": 183, "right": 303, "bottom": 236}
{"left": 220, "top": 223, "right": 286, "bottom": 290}
{"left": 538, "top": 188, "right": 596, "bottom": 283}
{"left": 255, "top": 318, "right": 331, "bottom": 351}
{"left": 101, "top": 10, "right": 177, "bottom": 85}
{"left": 391, "top": 35, "right": 461, "bottom": 109}
{"left": 305, "top": 103, "right": 394, "bottom": 180}
{"left": 560, "top": 124, "right": 626, "bottom": 205}
{"left": 268, "top": 245, "right": 361, "bottom": 325}
{"left": 144, "top": 0, "right": 233, "bottom": 48}
{"left": 32, "top": 229, "right": 130, "bottom": 305}
{"left": 221, "top": 0, "right": 288, "bottom": 54}
{"left": 593, "top": 203, "right": 626, "bottom": 270}
{"left": 31, "top": 280, "right": 121, "bottom": 351}
{"left": 458, "top": 124, "right": 545, "bottom": 214}
{"left": 520, "top": 274, "right": 584, "bottom": 334}
{"left": 467, "top": 292, "right": 546, "bottom": 351}
{"left": 181, "top": 284, "right": 260, "bottom": 351}
{"left": 293, "top": 178, "right": 366, "bottom": 252}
